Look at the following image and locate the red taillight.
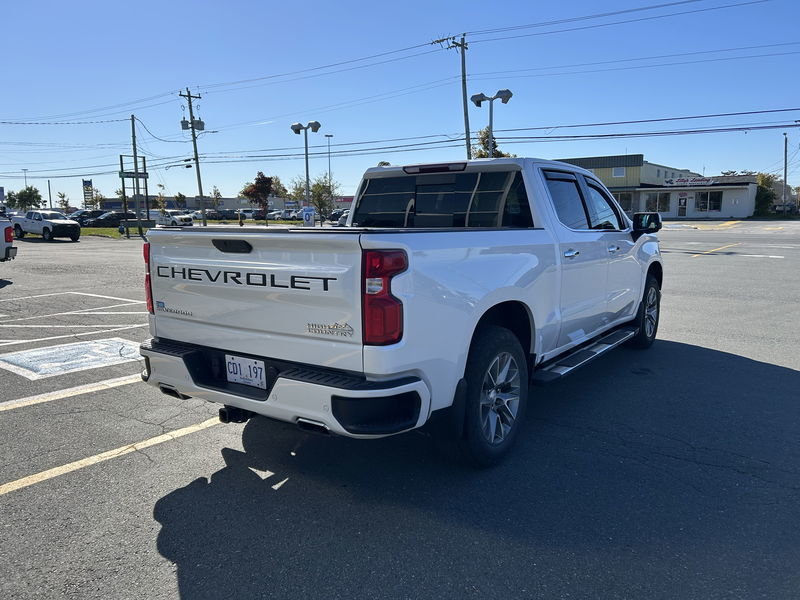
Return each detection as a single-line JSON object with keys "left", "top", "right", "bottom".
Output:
{"left": 362, "top": 249, "right": 407, "bottom": 345}
{"left": 4, "top": 227, "right": 12, "bottom": 244}
{"left": 143, "top": 242, "right": 154, "bottom": 314}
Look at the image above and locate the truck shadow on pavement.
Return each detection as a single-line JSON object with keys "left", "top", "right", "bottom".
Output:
{"left": 154, "top": 341, "right": 800, "bottom": 599}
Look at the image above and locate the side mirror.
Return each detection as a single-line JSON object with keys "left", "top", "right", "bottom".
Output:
{"left": 632, "top": 212, "right": 662, "bottom": 240}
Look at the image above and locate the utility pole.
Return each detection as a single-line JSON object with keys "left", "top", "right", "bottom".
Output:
{"left": 783, "top": 132, "right": 788, "bottom": 211}
{"left": 47, "top": 180, "right": 52, "bottom": 209}
{"left": 179, "top": 88, "right": 206, "bottom": 226}
{"left": 131, "top": 115, "right": 144, "bottom": 237}
{"left": 432, "top": 35, "right": 472, "bottom": 159}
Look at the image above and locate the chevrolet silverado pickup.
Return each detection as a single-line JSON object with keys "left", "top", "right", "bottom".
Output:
{"left": 2, "top": 216, "right": 16, "bottom": 262}
{"left": 140, "top": 158, "right": 663, "bottom": 464}
{"left": 12, "top": 210, "right": 80, "bottom": 241}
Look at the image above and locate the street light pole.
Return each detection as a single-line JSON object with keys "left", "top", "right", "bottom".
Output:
{"left": 21, "top": 169, "right": 28, "bottom": 188}
{"left": 290, "top": 121, "right": 321, "bottom": 208}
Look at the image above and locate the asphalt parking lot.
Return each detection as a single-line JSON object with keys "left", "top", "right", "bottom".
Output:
{"left": 1, "top": 222, "right": 799, "bottom": 599}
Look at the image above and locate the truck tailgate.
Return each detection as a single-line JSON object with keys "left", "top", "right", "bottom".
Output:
{"left": 146, "top": 228, "right": 364, "bottom": 372}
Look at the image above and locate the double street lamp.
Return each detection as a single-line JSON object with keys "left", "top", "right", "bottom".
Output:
{"left": 470, "top": 89, "right": 513, "bottom": 158}
{"left": 291, "top": 120, "right": 321, "bottom": 206}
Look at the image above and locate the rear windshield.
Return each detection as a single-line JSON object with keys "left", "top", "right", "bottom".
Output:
{"left": 351, "top": 170, "right": 533, "bottom": 228}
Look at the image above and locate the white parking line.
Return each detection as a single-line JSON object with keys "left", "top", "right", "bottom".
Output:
{"left": 0, "top": 291, "right": 142, "bottom": 303}
{"left": 0, "top": 324, "right": 147, "bottom": 328}
{"left": 0, "top": 324, "right": 148, "bottom": 348}
{"left": 0, "top": 374, "right": 141, "bottom": 413}
{"left": 0, "top": 418, "right": 219, "bottom": 496}
{"left": 4, "top": 302, "right": 145, "bottom": 323}
{"left": 739, "top": 255, "right": 784, "bottom": 259}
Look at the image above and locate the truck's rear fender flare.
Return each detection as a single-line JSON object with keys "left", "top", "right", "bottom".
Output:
{"left": 466, "top": 300, "right": 536, "bottom": 374}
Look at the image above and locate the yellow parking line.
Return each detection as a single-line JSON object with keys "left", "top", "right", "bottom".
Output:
{"left": 0, "top": 418, "right": 219, "bottom": 496}
{"left": 691, "top": 242, "right": 741, "bottom": 258}
{"left": 0, "top": 375, "right": 141, "bottom": 413}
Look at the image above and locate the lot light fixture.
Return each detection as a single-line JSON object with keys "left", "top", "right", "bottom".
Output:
{"left": 471, "top": 89, "right": 513, "bottom": 158}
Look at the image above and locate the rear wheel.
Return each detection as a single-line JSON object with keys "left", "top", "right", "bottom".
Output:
{"left": 14, "top": 225, "right": 24, "bottom": 239}
{"left": 627, "top": 274, "right": 660, "bottom": 349}
{"left": 42, "top": 228, "right": 52, "bottom": 241}
{"left": 70, "top": 233, "right": 80, "bottom": 242}
{"left": 459, "top": 326, "right": 528, "bottom": 467}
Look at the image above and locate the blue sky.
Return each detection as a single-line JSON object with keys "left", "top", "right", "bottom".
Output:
{"left": 1, "top": 0, "right": 798, "bottom": 204}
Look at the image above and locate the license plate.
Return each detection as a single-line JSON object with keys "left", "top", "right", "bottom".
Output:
{"left": 224, "top": 354, "right": 267, "bottom": 389}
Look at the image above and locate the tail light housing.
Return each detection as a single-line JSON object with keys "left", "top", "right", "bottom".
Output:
{"left": 362, "top": 249, "right": 407, "bottom": 345}
{"left": 143, "top": 242, "right": 154, "bottom": 314}
{"left": 4, "top": 226, "right": 12, "bottom": 244}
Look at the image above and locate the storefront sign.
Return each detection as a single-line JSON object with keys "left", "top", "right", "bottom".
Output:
{"left": 664, "top": 177, "right": 715, "bottom": 186}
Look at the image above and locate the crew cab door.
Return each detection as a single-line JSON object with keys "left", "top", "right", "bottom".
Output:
{"left": 29, "top": 212, "right": 43, "bottom": 234}
{"left": 542, "top": 170, "right": 609, "bottom": 347}
{"left": 580, "top": 178, "right": 641, "bottom": 322}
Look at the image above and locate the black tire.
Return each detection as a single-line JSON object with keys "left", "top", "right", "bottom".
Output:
{"left": 42, "top": 228, "right": 52, "bottom": 242}
{"left": 70, "top": 234, "right": 80, "bottom": 242}
{"left": 459, "top": 326, "right": 529, "bottom": 467}
{"left": 14, "top": 225, "right": 24, "bottom": 239}
{"left": 626, "top": 274, "right": 660, "bottom": 349}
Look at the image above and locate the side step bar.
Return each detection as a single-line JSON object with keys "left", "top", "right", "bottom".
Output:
{"left": 532, "top": 327, "right": 637, "bottom": 384}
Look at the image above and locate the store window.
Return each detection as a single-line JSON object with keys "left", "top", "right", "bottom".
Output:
{"left": 612, "top": 192, "right": 633, "bottom": 213}
{"left": 657, "top": 169, "right": 661, "bottom": 178}
{"left": 645, "top": 192, "right": 671, "bottom": 213}
{"left": 695, "top": 191, "right": 722, "bottom": 212}
{"left": 612, "top": 167, "right": 625, "bottom": 178}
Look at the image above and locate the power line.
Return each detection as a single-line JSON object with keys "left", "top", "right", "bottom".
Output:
{"left": 0, "top": 118, "right": 128, "bottom": 125}
{"left": 470, "top": 0, "right": 770, "bottom": 44}
{"left": 466, "top": 0, "right": 709, "bottom": 35}
{"left": 134, "top": 117, "right": 190, "bottom": 143}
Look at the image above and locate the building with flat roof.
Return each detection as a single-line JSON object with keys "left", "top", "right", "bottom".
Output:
{"left": 558, "top": 154, "right": 757, "bottom": 219}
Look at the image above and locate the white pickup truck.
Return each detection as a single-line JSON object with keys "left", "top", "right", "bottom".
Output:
{"left": 12, "top": 210, "right": 80, "bottom": 242}
{"left": 1, "top": 216, "right": 17, "bottom": 262}
{"left": 141, "top": 158, "right": 663, "bottom": 464}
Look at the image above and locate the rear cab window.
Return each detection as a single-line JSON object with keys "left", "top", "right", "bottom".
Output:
{"left": 351, "top": 169, "right": 533, "bottom": 229}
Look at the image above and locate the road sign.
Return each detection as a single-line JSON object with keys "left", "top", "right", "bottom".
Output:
{"left": 118, "top": 171, "right": 149, "bottom": 179}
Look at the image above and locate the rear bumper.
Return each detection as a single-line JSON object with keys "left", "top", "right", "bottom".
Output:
{"left": 140, "top": 338, "right": 430, "bottom": 438}
{"left": 2, "top": 247, "right": 16, "bottom": 261}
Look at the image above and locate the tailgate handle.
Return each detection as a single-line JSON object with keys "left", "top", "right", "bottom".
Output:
{"left": 212, "top": 239, "right": 252, "bottom": 253}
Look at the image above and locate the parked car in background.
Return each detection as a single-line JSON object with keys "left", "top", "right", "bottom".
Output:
{"left": 189, "top": 209, "right": 220, "bottom": 221}
{"left": 11, "top": 210, "right": 81, "bottom": 241}
{"left": 336, "top": 209, "right": 350, "bottom": 226}
{"left": 216, "top": 209, "right": 238, "bottom": 220}
{"left": 328, "top": 208, "right": 345, "bottom": 222}
{"left": 68, "top": 209, "right": 106, "bottom": 225}
{"left": 252, "top": 209, "right": 267, "bottom": 220}
{"left": 771, "top": 203, "right": 797, "bottom": 215}
{"left": 83, "top": 211, "right": 137, "bottom": 228}
{"left": 1, "top": 215, "right": 16, "bottom": 262}
{"left": 144, "top": 209, "right": 193, "bottom": 227}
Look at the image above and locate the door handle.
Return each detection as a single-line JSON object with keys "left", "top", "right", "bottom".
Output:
{"left": 607, "top": 245, "right": 620, "bottom": 253}
{"left": 564, "top": 249, "right": 580, "bottom": 259}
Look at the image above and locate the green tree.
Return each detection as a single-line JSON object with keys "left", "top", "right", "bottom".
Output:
{"left": 288, "top": 176, "right": 307, "bottom": 204}
{"left": 755, "top": 173, "right": 777, "bottom": 216}
{"left": 56, "top": 191, "right": 69, "bottom": 212}
{"left": 211, "top": 185, "right": 222, "bottom": 208}
{"left": 5, "top": 190, "right": 18, "bottom": 209}
{"left": 270, "top": 176, "right": 288, "bottom": 199}
{"left": 173, "top": 192, "right": 187, "bottom": 209}
{"left": 310, "top": 174, "right": 341, "bottom": 218}
{"left": 471, "top": 126, "right": 514, "bottom": 158}
{"left": 15, "top": 186, "right": 44, "bottom": 211}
